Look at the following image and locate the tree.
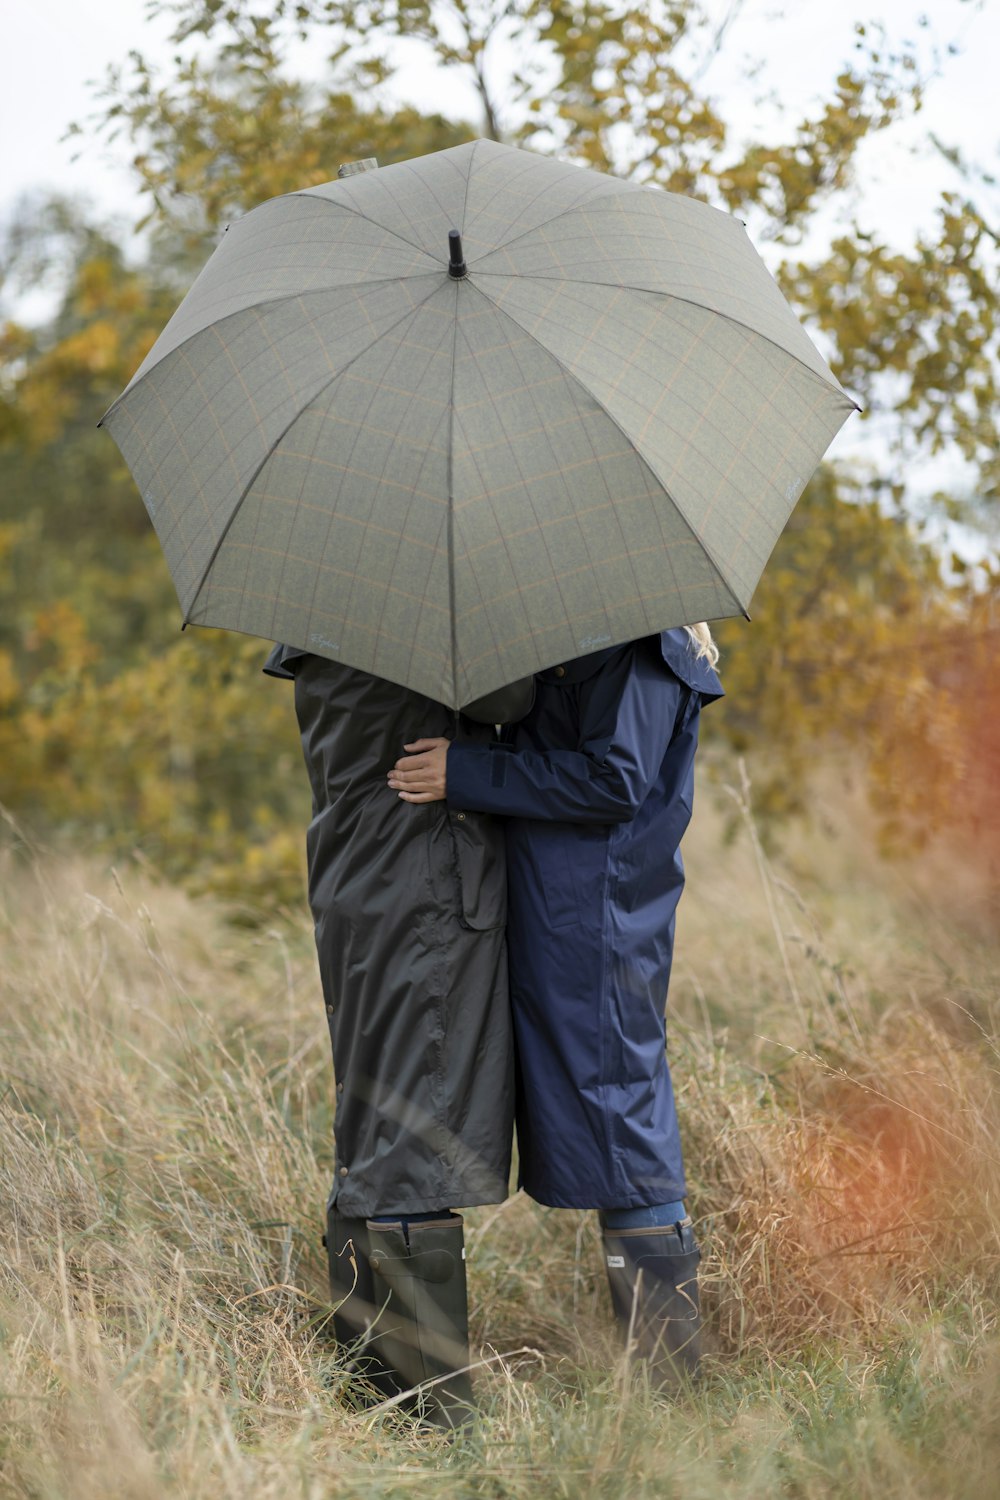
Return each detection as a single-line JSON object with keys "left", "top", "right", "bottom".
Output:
{"left": 102, "top": 1, "right": 996, "bottom": 511}
{"left": 1, "top": 1, "right": 996, "bottom": 896}
{"left": 0, "top": 202, "right": 308, "bottom": 902}
{"left": 93, "top": 0, "right": 1000, "bottom": 793}
{"left": 707, "top": 468, "right": 984, "bottom": 846}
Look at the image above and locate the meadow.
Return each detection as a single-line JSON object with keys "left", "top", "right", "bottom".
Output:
{"left": 2, "top": 2, "right": 998, "bottom": 1490}
{"left": 2, "top": 766, "right": 997, "bottom": 1500}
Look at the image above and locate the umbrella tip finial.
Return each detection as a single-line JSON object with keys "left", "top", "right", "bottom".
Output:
{"left": 448, "top": 229, "right": 467, "bottom": 279}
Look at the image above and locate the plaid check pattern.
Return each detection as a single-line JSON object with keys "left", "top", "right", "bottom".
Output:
{"left": 101, "top": 139, "right": 857, "bottom": 707}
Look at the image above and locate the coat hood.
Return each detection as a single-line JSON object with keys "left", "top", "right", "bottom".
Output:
{"left": 657, "top": 628, "right": 724, "bottom": 703}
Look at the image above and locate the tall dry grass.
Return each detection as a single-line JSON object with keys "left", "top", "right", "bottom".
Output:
{"left": 1, "top": 777, "right": 998, "bottom": 1498}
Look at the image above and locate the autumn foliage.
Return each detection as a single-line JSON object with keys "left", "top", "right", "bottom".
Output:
{"left": 0, "top": 0, "right": 997, "bottom": 906}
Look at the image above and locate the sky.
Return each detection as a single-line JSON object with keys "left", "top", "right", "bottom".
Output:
{"left": 3, "top": 0, "right": 996, "bottom": 242}
{"left": 1, "top": 0, "right": 997, "bottom": 514}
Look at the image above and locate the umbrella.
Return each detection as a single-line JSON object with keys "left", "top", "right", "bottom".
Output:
{"left": 100, "top": 140, "right": 857, "bottom": 708}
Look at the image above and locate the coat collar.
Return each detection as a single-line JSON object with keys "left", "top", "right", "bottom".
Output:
{"left": 537, "top": 629, "right": 723, "bottom": 700}
{"left": 262, "top": 642, "right": 310, "bottom": 679}
{"left": 537, "top": 643, "right": 625, "bottom": 685}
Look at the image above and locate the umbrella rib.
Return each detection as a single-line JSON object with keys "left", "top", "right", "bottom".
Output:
{"left": 471, "top": 273, "right": 859, "bottom": 403}
{"left": 443, "top": 145, "right": 477, "bottom": 704}
{"left": 471, "top": 281, "right": 748, "bottom": 621}
{"left": 459, "top": 138, "right": 480, "bottom": 232}
{"left": 446, "top": 290, "right": 461, "bottom": 708}
{"left": 180, "top": 281, "right": 445, "bottom": 628}
{"left": 98, "top": 275, "right": 444, "bottom": 425}
{"left": 464, "top": 178, "right": 637, "bottom": 266}
{"left": 439, "top": 144, "right": 482, "bottom": 704}
{"left": 286, "top": 191, "right": 446, "bottom": 265}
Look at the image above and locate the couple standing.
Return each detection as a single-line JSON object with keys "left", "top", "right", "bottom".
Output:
{"left": 265, "top": 624, "right": 723, "bottom": 1427}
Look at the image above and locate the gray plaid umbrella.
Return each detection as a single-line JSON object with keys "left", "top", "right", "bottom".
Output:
{"left": 100, "top": 139, "right": 857, "bottom": 708}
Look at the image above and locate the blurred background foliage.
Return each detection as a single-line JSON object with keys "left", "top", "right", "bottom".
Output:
{"left": 0, "top": 0, "right": 997, "bottom": 908}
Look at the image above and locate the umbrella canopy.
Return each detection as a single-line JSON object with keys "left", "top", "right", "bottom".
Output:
{"left": 100, "top": 139, "right": 857, "bottom": 708}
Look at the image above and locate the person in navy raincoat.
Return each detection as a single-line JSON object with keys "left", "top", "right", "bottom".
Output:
{"left": 389, "top": 624, "right": 723, "bottom": 1383}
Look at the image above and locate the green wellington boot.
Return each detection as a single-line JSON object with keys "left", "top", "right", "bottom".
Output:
{"left": 602, "top": 1218, "right": 702, "bottom": 1389}
{"left": 366, "top": 1214, "right": 475, "bottom": 1430}
{"left": 325, "top": 1207, "right": 404, "bottom": 1403}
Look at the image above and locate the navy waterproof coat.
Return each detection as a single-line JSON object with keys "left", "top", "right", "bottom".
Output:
{"left": 447, "top": 629, "right": 723, "bottom": 1211}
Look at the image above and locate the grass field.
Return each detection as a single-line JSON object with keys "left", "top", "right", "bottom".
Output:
{"left": 1, "top": 771, "right": 998, "bottom": 1499}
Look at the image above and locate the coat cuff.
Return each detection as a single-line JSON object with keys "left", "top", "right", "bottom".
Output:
{"left": 447, "top": 742, "right": 510, "bottom": 814}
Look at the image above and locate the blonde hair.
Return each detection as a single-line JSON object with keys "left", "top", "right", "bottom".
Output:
{"left": 684, "top": 621, "right": 719, "bottom": 667}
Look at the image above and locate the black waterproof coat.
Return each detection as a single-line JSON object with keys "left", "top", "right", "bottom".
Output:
{"left": 264, "top": 645, "right": 515, "bottom": 1217}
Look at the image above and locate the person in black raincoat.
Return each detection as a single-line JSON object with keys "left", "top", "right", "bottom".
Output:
{"left": 264, "top": 644, "right": 530, "bottom": 1427}
{"left": 389, "top": 625, "right": 723, "bottom": 1385}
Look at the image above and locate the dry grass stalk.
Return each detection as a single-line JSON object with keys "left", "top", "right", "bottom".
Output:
{"left": 1, "top": 792, "right": 998, "bottom": 1496}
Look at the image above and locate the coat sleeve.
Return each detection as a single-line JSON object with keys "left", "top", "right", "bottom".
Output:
{"left": 446, "top": 643, "right": 686, "bottom": 824}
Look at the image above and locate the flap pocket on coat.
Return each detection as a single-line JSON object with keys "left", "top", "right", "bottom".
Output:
{"left": 448, "top": 811, "right": 506, "bottom": 930}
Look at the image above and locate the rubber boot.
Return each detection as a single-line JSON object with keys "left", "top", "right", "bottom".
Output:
{"left": 602, "top": 1217, "right": 701, "bottom": 1388}
{"left": 366, "top": 1214, "right": 475, "bottom": 1430}
{"left": 324, "top": 1205, "right": 404, "bottom": 1402}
